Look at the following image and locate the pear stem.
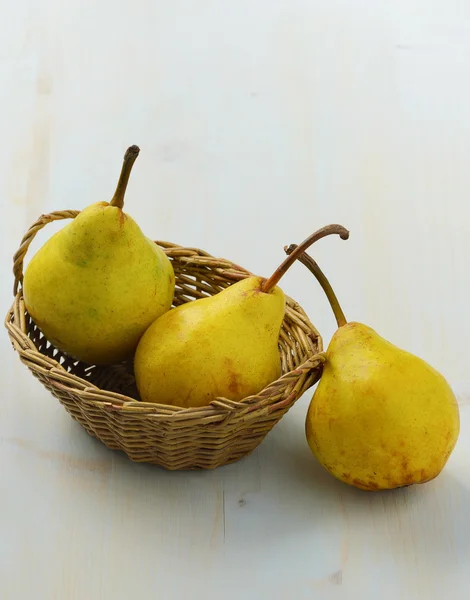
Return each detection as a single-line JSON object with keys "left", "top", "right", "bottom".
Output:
{"left": 110, "top": 145, "right": 140, "bottom": 209}
{"left": 284, "top": 245, "right": 348, "bottom": 328}
{"left": 261, "top": 224, "right": 349, "bottom": 293}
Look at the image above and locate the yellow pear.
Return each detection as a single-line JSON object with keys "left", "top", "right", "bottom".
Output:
{"left": 285, "top": 244, "right": 460, "bottom": 491}
{"left": 134, "top": 225, "right": 348, "bottom": 408}
{"left": 135, "top": 276, "right": 284, "bottom": 408}
{"left": 23, "top": 146, "right": 175, "bottom": 365}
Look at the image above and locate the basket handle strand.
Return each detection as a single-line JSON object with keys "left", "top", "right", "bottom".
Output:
{"left": 13, "top": 210, "right": 80, "bottom": 295}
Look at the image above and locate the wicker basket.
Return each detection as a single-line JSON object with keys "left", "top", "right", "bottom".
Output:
{"left": 5, "top": 210, "right": 325, "bottom": 470}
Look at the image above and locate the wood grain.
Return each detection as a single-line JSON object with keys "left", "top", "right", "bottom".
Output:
{"left": 1, "top": 1, "right": 469, "bottom": 599}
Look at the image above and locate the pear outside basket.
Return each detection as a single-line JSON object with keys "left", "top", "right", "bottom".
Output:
{"left": 5, "top": 210, "right": 325, "bottom": 470}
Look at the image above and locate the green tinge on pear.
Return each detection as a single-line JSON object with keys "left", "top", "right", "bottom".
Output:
{"left": 22, "top": 146, "right": 176, "bottom": 365}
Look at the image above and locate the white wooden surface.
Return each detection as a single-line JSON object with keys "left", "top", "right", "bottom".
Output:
{"left": 1, "top": 1, "right": 470, "bottom": 598}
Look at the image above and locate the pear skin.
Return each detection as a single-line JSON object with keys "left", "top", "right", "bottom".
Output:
{"left": 23, "top": 147, "right": 175, "bottom": 365}
{"left": 134, "top": 276, "right": 285, "bottom": 408}
{"left": 135, "top": 224, "right": 349, "bottom": 409}
{"left": 306, "top": 322, "right": 460, "bottom": 490}
{"left": 284, "top": 243, "right": 460, "bottom": 491}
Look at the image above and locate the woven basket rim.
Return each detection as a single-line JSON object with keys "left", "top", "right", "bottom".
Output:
{"left": 7, "top": 209, "right": 325, "bottom": 420}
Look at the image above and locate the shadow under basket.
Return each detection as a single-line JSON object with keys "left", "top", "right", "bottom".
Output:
{"left": 5, "top": 210, "right": 325, "bottom": 470}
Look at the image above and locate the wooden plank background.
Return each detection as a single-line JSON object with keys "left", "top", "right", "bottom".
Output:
{"left": 1, "top": 1, "right": 469, "bottom": 598}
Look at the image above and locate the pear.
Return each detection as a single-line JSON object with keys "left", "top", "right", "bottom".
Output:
{"left": 23, "top": 146, "right": 175, "bottom": 365}
{"left": 134, "top": 225, "right": 348, "bottom": 408}
{"left": 284, "top": 244, "right": 460, "bottom": 491}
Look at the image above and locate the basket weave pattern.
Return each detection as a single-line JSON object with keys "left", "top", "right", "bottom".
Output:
{"left": 5, "top": 211, "right": 324, "bottom": 470}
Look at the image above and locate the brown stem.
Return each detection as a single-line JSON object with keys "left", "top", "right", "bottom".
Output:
{"left": 284, "top": 245, "right": 348, "bottom": 328}
{"left": 261, "top": 224, "right": 349, "bottom": 293}
{"left": 110, "top": 145, "right": 140, "bottom": 209}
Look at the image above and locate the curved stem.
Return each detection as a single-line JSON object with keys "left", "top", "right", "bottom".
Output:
{"left": 261, "top": 224, "right": 349, "bottom": 293}
{"left": 110, "top": 145, "right": 140, "bottom": 209}
{"left": 284, "top": 244, "right": 347, "bottom": 328}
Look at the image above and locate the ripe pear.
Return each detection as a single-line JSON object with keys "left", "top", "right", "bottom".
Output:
{"left": 23, "top": 146, "right": 175, "bottom": 365}
{"left": 135, "top": 276, "right": 284, "bottom": 408}
{"left": 134, "top": 225, "right": 348, "bottom": 408}
{"left": 285, "top": 245, "right": 460, "bottom": 491}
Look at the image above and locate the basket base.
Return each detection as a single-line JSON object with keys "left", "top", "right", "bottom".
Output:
{"left": 58, "top": 395, "right": 265, "bottom": 470}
